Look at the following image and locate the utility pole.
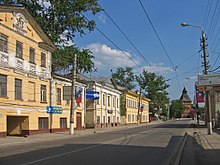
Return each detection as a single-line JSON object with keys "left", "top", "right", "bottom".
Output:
{"left": 70, "top": 54, "right": 77, "bottom": 135}
{"left": 201, "top": 31, "right": 212, "bottom": 135}
{"left": 180, "top": 22, "right": 212, "bottom": 135}
{"left": 137, "top": 89, "right": 141, "bottom": 126}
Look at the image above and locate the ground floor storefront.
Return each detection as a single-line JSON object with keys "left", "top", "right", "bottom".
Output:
{"left": 0, "top": 106, "right": 84, "bottom": 138}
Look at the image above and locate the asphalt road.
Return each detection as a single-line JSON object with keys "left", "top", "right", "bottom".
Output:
{"left": 0, "top": 119, "right": 195, "bottom": 165}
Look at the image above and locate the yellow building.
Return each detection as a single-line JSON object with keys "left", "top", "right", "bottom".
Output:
{"left": 0, "top": 5, "right": 59, "bottom": 137}
{"left": 51, "top": 75, "right": 86, "bottom": 131}
{"left": 124, "top": 90, "right": 150, "bottom": 124}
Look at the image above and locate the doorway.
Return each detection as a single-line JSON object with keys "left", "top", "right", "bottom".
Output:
{"left": 76, "top": 112, "right": 82, "bottom": 130}
{"left": 7, "top": 116, "right": 28, "bottom": 136}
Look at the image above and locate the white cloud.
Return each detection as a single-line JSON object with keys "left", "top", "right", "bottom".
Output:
{"left": 87, "top": 43, "right": 140, "bottom": 69}
{"left": 98, "top": 14, "right": 107, "bottom": 23}
{"left": 87, "top": 43, "right": 173, "bottom": 76}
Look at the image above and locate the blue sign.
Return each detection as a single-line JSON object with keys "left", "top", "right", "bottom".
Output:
{"left": 47, "top": 106, "right": 62, "bottom": 114}
{"left": 86, "top": 91, "right": 100, "bottom": 100}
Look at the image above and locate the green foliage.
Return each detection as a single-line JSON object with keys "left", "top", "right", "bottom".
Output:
{"left": 170, "top": 99, "right": 185, "bottom": 118}
{"left": 120, "top": 94, "right": 126, "bottom": 116}
{"left": 2, "top": 0, "right": 102, "bottom": 73}
{"left": 53, "top": 46, "right": 95, "bottom": 74}
{"left": 112, "top": 67, "right": 136, "bottom": 90}
{"left": 3, "top": 0, "right": 102, "bottom": 44}
{"left": 136, "top": 70, "right": 170, "bottom": 114}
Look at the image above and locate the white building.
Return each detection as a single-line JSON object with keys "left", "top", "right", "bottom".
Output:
{"left": 78, "top": 75, "right": 121, "bottom": 128}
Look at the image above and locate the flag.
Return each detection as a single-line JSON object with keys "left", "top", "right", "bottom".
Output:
{"left": 195, "top": 83, "right": 204, "bottom": 103}
{"left": 75, "top": 86, "right": 83, "bottom": 103}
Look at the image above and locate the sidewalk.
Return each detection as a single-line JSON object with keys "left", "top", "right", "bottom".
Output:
{"left": 0, "top": 121, "right": 162, "bottom": 148}
{"left": 190, "top": 120, "right": 220, "bottom": 150}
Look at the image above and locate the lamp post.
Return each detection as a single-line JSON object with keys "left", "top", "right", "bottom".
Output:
{"left": 181, "top": 22, "right": 212, "bottom": 135}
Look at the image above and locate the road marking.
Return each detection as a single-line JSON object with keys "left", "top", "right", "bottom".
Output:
{"left": 21, "top": 131, "right": 147, "bottom": 165}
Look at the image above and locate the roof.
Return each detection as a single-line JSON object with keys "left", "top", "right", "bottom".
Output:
{"left": 0, "top": 5, "right": 56, "bottom": 52}
{"left": 180, "top": 87, "right": 192, "bottom": 102}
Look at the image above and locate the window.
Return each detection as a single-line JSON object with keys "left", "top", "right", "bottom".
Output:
{"left": 41, "top": 52, "right": 46, "bottom": 67}
{"left": 15, "top": 79, "right": 22, "bottom": 100}
{"left": 117, "top": 98, "right": 119, "bottom": 108}
{"left": 97, "top": 94, "right": 100, "bottom": 104}
{"left": 113, "top": 97, "right": 115, "bottom": 107}
{"left": 108, "top": 116, "right": 111, "bottom": 123}
{"left": 28, "top": 81, "right": 35, "bottom": 101}
{"left": 40, "top": 85, "right": 47, "bottom": 103}
{"left": 60, "top": 118, "right": 67, "bottom": 128}
{"left": 0, "top": 74, "right": 7, "bottom": 97}
{"left": 103, "top": 94, "right": 105, "bottom": 106}
{"left": 128, "top": 114, "right": 131, "bottom": 122}
{"left": 39, "top": 117, "right": 48, "bottom": 129}
{"left": 16, "top": 41, "right": 23, "bottom": 58}
{"left": 29, "top": 47, "right": 35, "bottom": 63}
{"left": 107, "top": 95, "right": 111, "bottom": 106}
{"left": 63, "top": 86, "right": 71, "bottom": 104}
{"left": 0, "top": 33, "right": 8, "bottom": 53}
{"left": 57, "top": 88, "right": 61, "bottom": 105}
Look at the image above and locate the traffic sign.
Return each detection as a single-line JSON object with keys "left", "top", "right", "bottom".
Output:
{"left": 47, "top": 106, "right": 62, "bottom": 114}
{"left": 198, "top": 74, "right": 220, "bottom": 86}
{"left": 86, "top": 91, "right": 100, "bottom": 100}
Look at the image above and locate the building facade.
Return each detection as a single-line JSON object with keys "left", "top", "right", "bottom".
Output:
{"left": 180, "top": 87, "right": 192, "bottom": 118}
{"left": 51, "top": 75, "right": 87, "bottom": 131}
{"left": 83, "top": 77, "right": 121, "bottom": 128}
{"left": 123, "top": 90, "right": 150, "bottom": 124}
{"left": 0, "top": 5, "right": 57, "bottom": 137}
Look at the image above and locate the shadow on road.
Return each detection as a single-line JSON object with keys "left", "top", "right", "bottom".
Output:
{"left": 181, "top": 133, "right": 220, "bottom": 165}
{"left": 0, "top": 135, "right": 186, "bottom": 165}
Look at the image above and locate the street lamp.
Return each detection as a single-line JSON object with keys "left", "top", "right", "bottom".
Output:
{"left": 180, "top": 22, "right": 212, "bottom": 135}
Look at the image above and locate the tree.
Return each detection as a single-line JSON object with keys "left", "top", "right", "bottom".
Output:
{"left": 53, "top": 46, "right": 95, "bottom": 74}
{"left": 112, "top": 67, "right": 136, "bottom": 90}
{"left": 2, "top": 0, "right": 102, "bottom": 73}
{"left": 3, "top": 0, "right": 102, "bottom": 45}
{"left": 136, "top": 70, "right": 170, "bottom": 115}
{"left": 170, "top": 99, "right": 185, "bottom": 118}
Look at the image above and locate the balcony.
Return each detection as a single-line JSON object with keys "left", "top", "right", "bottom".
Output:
{"left": 0, "top": 52, "right": 10, "bottom": 69}
{"left": 28, "top": 63, "right": 37, "bottom": 78}
{"left": 14, "top": 58, "right": 26, "bottom": 75}
{"left": 0, "top": 51, "right": 51, "bottom": 80}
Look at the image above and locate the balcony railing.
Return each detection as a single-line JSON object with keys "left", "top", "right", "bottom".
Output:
{"left": 28, "top": 63, "right": 37, "bottom": 78}
{"left": 0, "top": 51, "right": 51, "bottom": 79}
{"left": 0, "top": 52, "right": 10, "bottom": 69}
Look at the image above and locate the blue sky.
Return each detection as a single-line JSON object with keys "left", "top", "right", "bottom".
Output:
{"left": 74, "top": 0, "right": 219, "bottom": 101}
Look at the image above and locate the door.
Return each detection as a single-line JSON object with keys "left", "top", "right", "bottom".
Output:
{"left": 76, "top": 112, "right": 82, "bottom": 130}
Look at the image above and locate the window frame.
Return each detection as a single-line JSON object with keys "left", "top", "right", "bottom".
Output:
{"left": 40, "top": 85, "right": 47, "bottom": 103}
{"left": 0, "top": 33, "right": 8, "bottom": 53}
{"left": 41, "top": 52, "right": 46, "bottom": 68}
{"left": 29, "top": 47, "right": 35, "bottom": 64}
{"left": 60, "top": 118, "right": 67, "bottom": 128}
{"left": 16, "top": 41, "right": 23, "bottom": 59}
{"left": 57, "top": 88, "right": 62, "bottom": 105}
{"left": 15, "top": 78, "right": 22, "bottom": 100}
{"left": 39, "top": 117, "right": 49, "bottom": 130}
{"left": 0, "top": 74, "right": 7, "bottom": 97}
{"left": 107, "top": 95, "right": 111, "bottom": 107}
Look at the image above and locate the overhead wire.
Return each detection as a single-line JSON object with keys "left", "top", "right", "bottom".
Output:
{"left": 207, "top": 0, "right": 219, "bottom": 37}
{"left": 102, "top": 9, "right": 158, "bottom": 74}
{"left": 81, "top": 14, "right": 142, "bottom": 70}
{"left": 138, "top": 0, "right": 181, "bottom": 92}
{"left": 204, "top": 0, "right": 212, "bottom": 31}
